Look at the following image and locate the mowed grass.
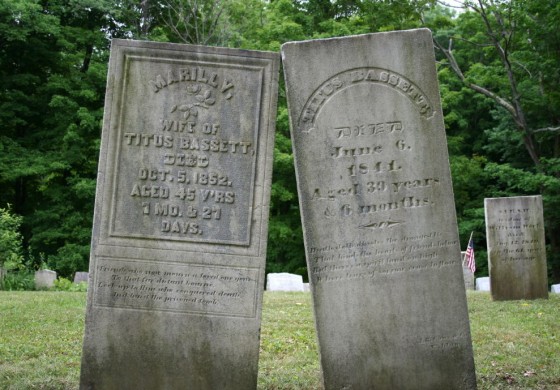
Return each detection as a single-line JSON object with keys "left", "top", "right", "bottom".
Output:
{"left": 0, "top": 291, "right": 559, "bottom": 389}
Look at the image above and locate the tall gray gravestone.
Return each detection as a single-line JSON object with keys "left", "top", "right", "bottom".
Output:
{"left": 485, "top": 196, "right": 548, "bottom": 300}
{"left": 80, "top": 39, "right": 279, "bottom": 389}
{"left": 282, "top": 30, "right": 476, "bottom": 389}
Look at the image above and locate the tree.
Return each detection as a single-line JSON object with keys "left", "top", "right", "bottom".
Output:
{"left": 431, "top": 0, "right": 560, "bottom": 282}
{"left": 0, "top": 0, "right": 120, "bottom": 276}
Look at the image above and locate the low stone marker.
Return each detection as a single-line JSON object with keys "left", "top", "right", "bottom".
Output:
{"left": 35, "top": 269, "right": 57, "bottom": 289}
{"left": 485, "top": 196, "right": 548, "bottom": 300}
{"left": 461, "top": 251, "right": 475, "bottom": 290}
{"left": 551, "top": 284, "right": 560, "bottom": 294}
{"left": 463, "top": 264, "right": 475, "bottom": 290}
{"left": 73, "top": 272, "right": 89, "bottom": 284}
{"left": 266, "top": 273, "right": 304, "bottom": 291}
{"left": 476, "top": 277, "right": 490, "bottom": 291}
{"left": 80, "top": 40, "right": 279, "bottom": 389}
{"left": 282, "top": 29, "right": 476, "bottom": 389}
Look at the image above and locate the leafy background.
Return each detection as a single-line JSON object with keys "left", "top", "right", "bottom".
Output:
{"left": 0, "top": 0, "right": 559, "bottom": 285}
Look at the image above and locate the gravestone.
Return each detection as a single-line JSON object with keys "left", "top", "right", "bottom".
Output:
{"left": 73, "top": 272, "right": 89, "bottom": 284}
{"left": 461, "top": 251, "right": 475, "bottom": 290}
{"left": 35, "top": 269, "right": 57, "bottom": 289}
{"left": 80, "top": 39, "right": 279, "bottom": 389}
{"left": 266, "top": 272, "right": 304, "bottom": 291}
{"left": 551, "top": 284, "right": 560, "bottom": 294}
{"left": 282, "top": 29, "right": 476, "bottom": 389}
{"left": 476, "top": 277, "right": 490, "bottom": 291}
{"left": 485, "top": 196, "right": 548, "bottom": 300}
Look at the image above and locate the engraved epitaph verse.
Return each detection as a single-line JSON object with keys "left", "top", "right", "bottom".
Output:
{"left": 485, "top": 195, "right": 548, "bottom": 300}
{"left": 296, "top": 67, "right": 458, "bottom": 286}
{"left": 93, "top": 258, "right": 259, "bottom": 317}
{"left": 110, "top": 57, "right": 263, "bottom": 245}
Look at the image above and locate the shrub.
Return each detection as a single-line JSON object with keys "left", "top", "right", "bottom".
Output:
{"left": 1, "top": 271, "right": 35, "bottom": 291}
{"left": 0, "top": 205, "right": 24, "bottom": 271}
{"left": 53, "top": 277, "right": 88, "bottom": 292}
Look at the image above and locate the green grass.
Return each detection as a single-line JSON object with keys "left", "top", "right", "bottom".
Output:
{"left": 0, "top": 291, "right": 559, "bottom": 389}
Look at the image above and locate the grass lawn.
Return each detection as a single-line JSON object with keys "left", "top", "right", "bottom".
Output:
{"left": 0, "top": 291, "right": 558, "bottom": 389}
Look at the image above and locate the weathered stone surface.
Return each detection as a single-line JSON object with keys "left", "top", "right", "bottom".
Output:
{"left": 282, "top": 29, "right": 476, "bottom": 390}
{"left": 80, "top": 39, "right": 279, "bottom": 389}
{"left": 266, "top": 272, "right": 304, "bottom": 291}
{"left": 35, "top": 269, "right": 57, "bottom": 289}
{"left": 485, "top": 196, "right": 548, "bottom": 300}
{"left": 73, "top": 272, "right": 89, "bottom": 284}
{"left": 463, "top": 264, "right": 475, "bottom": 290}
{"left": 476, "top": 277, "right": 490, "bottom": 291}
{"left": 461, "top": 251, "right": 475, "bottom": 290}
{"left": 550, "top": 284, "right": 560, "bottom": 293}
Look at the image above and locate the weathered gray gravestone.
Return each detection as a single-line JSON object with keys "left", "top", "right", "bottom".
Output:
{"left": 80, "top": 39, "right": 279, "bottom": 389}
{"left": 461, "top": 251, "right": 475, "bottom": 290}
{"left": 282, "top": 29, "right": 477, "bottom": 389}
{"left": 73, "top": 272, "right": 89, "bottom": 284}
{"left": 485, "top": 196, "right": 548, "bottom": 300}
{"left": 35, "top": 269, "right": 57, "bottom": 289}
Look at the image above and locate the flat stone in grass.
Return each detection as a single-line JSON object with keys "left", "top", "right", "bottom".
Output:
{"left": 266, "top": 272, "right": 305, "bottom": 291}
{"left": 80, "top": 39, "right": 279, "bottom": 389}
{"left": 282, "top": 29, "right": 476, "bottom": 389}
{"left": 476, "top": 277, "right": 490, "bottom": 291}
{"left": 485, "top": 195, "right": 548, "bottom": 300}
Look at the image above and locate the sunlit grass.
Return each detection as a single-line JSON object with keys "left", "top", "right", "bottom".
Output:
{"left": 0, "top": 291, "right": 559, "bottom": 389}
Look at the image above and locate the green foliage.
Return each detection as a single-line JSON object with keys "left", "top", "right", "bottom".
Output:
{"left": 0, "top": 205, "right": 24, "bottom": 270}
{"left": 54, "top": 277, "right": 88, "bottom": 292}
{"left": 0, "top": 271, "right": 35, "bottom": 291}
{"left": 0, "top": 0, "right": 559, "bottom": 282}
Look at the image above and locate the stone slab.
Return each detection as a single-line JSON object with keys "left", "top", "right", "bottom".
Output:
{"left": 73, "top": 272, "right": 89, "bottom": 284}
{"left": 266, "top": 272, "right": 304, "bottom": 291}
{"left": 550, "top": 284, "right": 560, "bottom": 293}
{"left": 35, "top": 269, "right": 57, "bottom": 289}
{"left": 461, "top": 251, "right": 475, "bottom": 290}
{"left": 282, "top": 29, "right": 476, "bottom": 389}
{"left": 485, "top": 196, "right": 548, "bottom": 300}
{"left": 476, "top": 277, "right": 490, "bottom": 291}
{"left": 80, "top": 39, "right": 279, "bottom": 389}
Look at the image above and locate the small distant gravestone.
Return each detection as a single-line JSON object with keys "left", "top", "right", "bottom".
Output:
{"left": 35, "top": 270, "right": 57, "bottom": 289}
{"left": 80, "top": 40, "right": 279, "bottom": 389}
{"left": 73, "top": 272, "right": 89, "bottom": 284}
{"left": 461, "top": 251, "right": 475, "bottom": 290}
{"left": 551, "top": 284, "right": 560, "bottom": 294}
{"left": 463, "top": 264, "right": 475, "bottom": 290}
{"left": 282, "top": 29, "right": 476, "bottom": 389}
{"left": 476, "top": 277, "right": 491, "bottom": 291}
{"left": 266, "top": 273, "right": 304, "bottom": 291}
{"left": 485, "top": 196, "right": 548, "bottom": 300}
